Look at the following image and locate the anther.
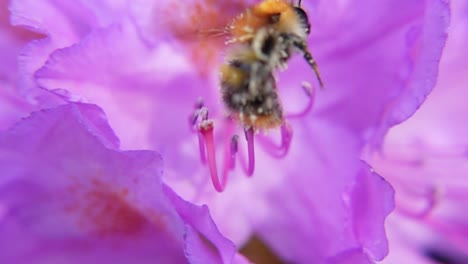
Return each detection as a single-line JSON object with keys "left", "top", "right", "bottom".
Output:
{"left": 189, "top": 99, "right": 206, "bottom": 131}
{"left": 198, "top": 107, "right": 209, "bottom": 121}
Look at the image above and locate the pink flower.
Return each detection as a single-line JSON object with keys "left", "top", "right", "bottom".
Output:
{"left": 1, "top": 0, "right": 450, "bottom": 263}
{"left": 368, "top": 0, "right": 468, "bottom": 262}
{"left": 0, "top": 103, "right": 247, "bottom": 264}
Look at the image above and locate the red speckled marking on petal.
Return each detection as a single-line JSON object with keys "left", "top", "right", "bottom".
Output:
{"left": 65, "top": 179, "right": 149, "bottom": 237}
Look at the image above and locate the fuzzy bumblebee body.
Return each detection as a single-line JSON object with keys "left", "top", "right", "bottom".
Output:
{"left": 220, "top": 0, "right": 322, "bottom": 131}
{"left": 220, "top": 44, "right": 283, "bottom": 129}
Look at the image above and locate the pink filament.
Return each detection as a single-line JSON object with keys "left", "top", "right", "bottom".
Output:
{"left": 286, "top": 82, "right": 316, "bottom": 119}
{"left": 392, "top": 179, "right": 438, "bottom": 219}
{"left": 197, "top": 132, "right": 207, "bottom": 164}
{"left": 198, "top": 119, "right": 236, "bottom": 192}
{"left": 258, "top": 123, "right": 293, "bottom": 158}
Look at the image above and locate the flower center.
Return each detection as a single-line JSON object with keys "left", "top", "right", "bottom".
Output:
{"left": 189, "top": 82, "right": 316, "bottom": 192}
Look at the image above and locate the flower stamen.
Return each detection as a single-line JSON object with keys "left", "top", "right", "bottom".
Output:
{"left": 285, "top": 81, "right": 316, "bottom": 119}
{"left": 197, "top": 132, "right": 207, "bottom": 164}
{"left": 190, "top": 83, "right": 310, "bottom": 189}
{"left": 394, "top": 183, "right": 439, "bottom": 219}
{"left": 198, "top": 119, "right": 229, "bottom": 192}
{"left": 193, "top": 107, "right": 243, "bottom": 192}
{"left": 258, "top": 123, "right": 293, "bottom": 158}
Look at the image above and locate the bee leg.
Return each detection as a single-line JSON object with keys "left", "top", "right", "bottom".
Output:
{"left": 258, "top": 81, "right": 316, "bottom": 158}
{"left": 293, "top": 39, "right": 324, "bottom": 88}
{"left": 286, "top": 81, "right": 316, "bottom": 119}
{"left": 197, "top": 114, "right": 238, "bottom": 192}
{"left": 258, "top": 123, "right": 293, "bottom": 159}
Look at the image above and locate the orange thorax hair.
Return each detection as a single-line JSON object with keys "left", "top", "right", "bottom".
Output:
{"left": 229, "top": 0, "right": 301, "bottom": 42}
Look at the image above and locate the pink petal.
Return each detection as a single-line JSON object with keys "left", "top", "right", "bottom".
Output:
{"left": 0, "top": 103, "right": 239, "bottom": 263}
{"left": 246, "top": 124, "right": 394, "bottom": 263}
{"left": 346, "top": 162, "right": 395, "bottom": 260}
{"left": 326, "top": 248, "right": 373, "bottom": 264}
{"left": 367, "top": 0, "right": 468, "bottom": 261}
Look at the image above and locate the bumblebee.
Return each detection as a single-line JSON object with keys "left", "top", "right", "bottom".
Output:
{"left": 220, "top": 40, "right": 283, "bottom": 129}
{"left": 220, "top": 0, "right": 322, "bottom": 130}
{"left": 228, "top": 0, "right": 322, "bottom": 85}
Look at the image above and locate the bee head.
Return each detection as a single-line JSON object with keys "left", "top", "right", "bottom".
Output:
{"left": 294, "top": 7, "right": 311, "bottom": 35}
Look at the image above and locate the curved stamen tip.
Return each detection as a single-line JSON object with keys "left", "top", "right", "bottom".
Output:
{"left": 257, "top": 123, "right": 294, "bottom": 159}
{"left": 189, "top": 102, "right": 260, "bottom": 190}
{"left": 418, "top": 186, "right": 439, "bottom": 217}
{"left": 397, "top": 185, "right": 440, "bottom": 219}
{"left": 301, "top": 81, "right": 314, "bottom": 96}
{"left": 285, "top": 81, "right": 316, "bottom": 119}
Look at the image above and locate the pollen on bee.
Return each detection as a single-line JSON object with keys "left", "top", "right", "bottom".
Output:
{"left": 249, "top": 114, "right": 258, "bottom": 123}
{"left": 243, "top": 26, "right": 254, "bottom": 33}
{"left": 239, "top": 112, "right": 246, "bottom": 122}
